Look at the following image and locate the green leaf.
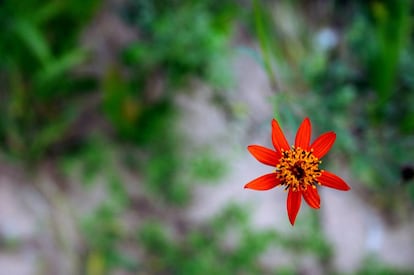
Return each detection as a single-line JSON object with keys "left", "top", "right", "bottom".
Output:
{"left": 253, "top": 0, "right": 277, "bottom": 88}
{"left": 35, "top": 48, "right": 88, "bottom": 89}
{"left": 13, "top": 19, "right": 51, "bottom": 65}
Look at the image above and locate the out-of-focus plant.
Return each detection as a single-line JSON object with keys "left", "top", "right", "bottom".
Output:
{"left": 98, "top": 0, "right": 240, "bottom": 204}
{"left": 356, "top": 256, "right": 413, "bottom": 275}
{"left": 120, "top": 0, "right": 238, "bottom": 88}
{"left": 0, "top": 0, "right": 100, "bottom": 163}
{"left": 63, "top": 2, "right": 241, "bottom": 271}
{"left": 82, "top": 203, "right": 138, "bottom": 274}
{"left": 319, "top": 1, "right": 414, "bottom": 209}
{"left": 102, "top": 0, "right": 240, "bottom": 142}
{"left": 137, "top": 205, "right": 332, "bottom": 275}
{"left": 350, "top": 1, "right": 411, "bottom": 120}
{"left": 252, "top": 0, "right": 414, "bottom": 216}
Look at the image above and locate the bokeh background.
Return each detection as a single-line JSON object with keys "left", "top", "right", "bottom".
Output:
{"left": 1, "top": 0, "right": 414, "bottom": 274}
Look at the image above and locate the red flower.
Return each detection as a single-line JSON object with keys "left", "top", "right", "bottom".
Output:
{"left": 244, "top": 117, "right": 350, "bottom": 225}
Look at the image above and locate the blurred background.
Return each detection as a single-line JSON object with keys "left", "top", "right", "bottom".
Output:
{"left": 1, "top": 0, "right": 414, "bottom": 274}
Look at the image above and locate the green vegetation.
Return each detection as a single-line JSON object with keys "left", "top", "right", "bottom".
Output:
{"left": 0, "top": 0, "right": 100, "bottom": 162}
{"left": 0, "top": 0, "right": 413, "bottom": 274}
{"left": 136, "top": 205, "right": 331, "bottom": 275}
{"left": 254, "top": 0, "right": 414, "bottom": 210}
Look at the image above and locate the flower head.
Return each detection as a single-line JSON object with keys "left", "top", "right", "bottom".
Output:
{"left": 244, "top": 117, "right": 350, "bottom": 225}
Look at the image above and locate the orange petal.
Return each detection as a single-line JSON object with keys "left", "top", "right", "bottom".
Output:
{"left": 287, "top": 189, "right": 302, "bottom": 225}
{"left": 318, "top": 171, "right": 350, "bottom": 191}
{"left": 302, "top": 187, "right": 320, "bottom": 209}
{"left": 244, "top": 173, "right": 280, "bottom": 190}
{"left": 295, "top": 117, "right": 311, "bottom": 150}
{"left": 310, "top": 131, "right": 336, "bottom": 159}
{"left": 271, "top": 119, "right": 290, "bottom": 152}
{"left": 247, "top": 145, "right": 281, "bottom": 166}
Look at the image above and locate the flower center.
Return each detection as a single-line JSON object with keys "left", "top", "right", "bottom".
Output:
{"left": 275, "top": 146, "right": 322, "bottom": 192}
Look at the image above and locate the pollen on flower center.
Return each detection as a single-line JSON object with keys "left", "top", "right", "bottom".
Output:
{"left": 275, "top": 146, "right": 322, "bottom": 192}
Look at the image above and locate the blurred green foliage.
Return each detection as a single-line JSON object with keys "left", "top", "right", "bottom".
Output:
{"left": 137, "top": 205, "right": 332, "bottom": 275}
{"left": 137, "top": 206, "right": 275, "bottom": 275}
{"left": 0, "top": 0, "right": 100, "bottom": 162}
{"left": 120, "top": 0, "right": 238, "bottom": 88}
{"left": 98, "top": 0, "right": 240, "bottom": 205}
{"left": 1, "top": 0, "right": 414, "bottom": 274}
{"left": 356, "top": 256, "right": 414, "bottom": 275}
{"left": 82, "top": 204, "right": 136, "bottom": 273}
{"left": 254, "top": 0, "right": 414, "bottom": 209}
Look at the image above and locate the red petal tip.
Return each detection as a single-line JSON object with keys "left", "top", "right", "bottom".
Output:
{"left": 302, "top": 187, "right": 320, "bottom": 209}
{"left": 318, "top": 171, "right": 350, "bottom": 191}
{"left": 287, "top": 189, "right": 302, "bottom": 226}
{"left": 244, "top": 173, "right": 280, "bottom": 191}
{"left": 247, "top": 145, "right": 281, "bottom": 166}
{"left": 271, "top": 119, "right": 290, "bottom": 152}
{"left": 295, "top": 117, "right": 312, "bottom": 150}
{"left": 311, "top": 131, "right": 336, "bottom": 159}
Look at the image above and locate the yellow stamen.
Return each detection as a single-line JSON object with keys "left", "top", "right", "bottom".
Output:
{"left": 276, "top": 146, "right": 322, "bottom": 192}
